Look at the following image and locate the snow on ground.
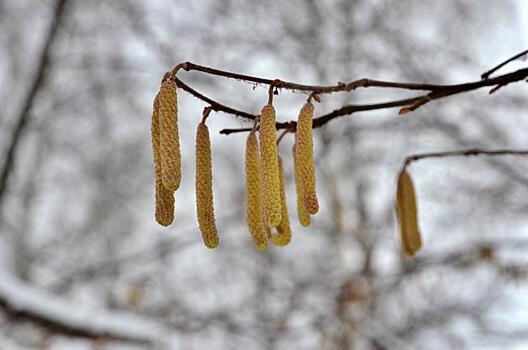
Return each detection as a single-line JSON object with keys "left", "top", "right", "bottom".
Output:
{"left": 0, "top": 271, "right": 177, "bottom": 347}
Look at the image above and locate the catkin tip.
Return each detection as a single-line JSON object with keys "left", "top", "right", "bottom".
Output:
{"left": 271, "top": 157, "right": 292, "bottom": 246}
{"left": 204, "top": 236, "right": 219, "bottom": 249}
{"left": 154, "top": 172, "right": 175, "bottom": 226}
{"left": 255, "top": 242, "right": 268, "bottom": 250}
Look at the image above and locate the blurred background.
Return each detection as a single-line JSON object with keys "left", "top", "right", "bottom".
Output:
{"left": 1, "top": 0, "right": 528, "bottom": 349}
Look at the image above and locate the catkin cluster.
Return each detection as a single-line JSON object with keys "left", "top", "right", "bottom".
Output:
{"left": 195, "top": 122, "right": 219, "bottom": 249}
{"left": 151, "top": 78, "right": 220, "bottom": 249}
{"left": 240, "top": 101, "right": 322, "bottom": 249}
{"left": 149, "top": 73, "right": 428, "bottom": 255}
{"left": 395, "top": 170, "right": 422, "bottom": 257}
{"left": 151, "top": 76, "right": 325, "bottom": 250}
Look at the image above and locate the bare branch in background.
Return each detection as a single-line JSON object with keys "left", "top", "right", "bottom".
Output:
{"left": 0, "top": 0, "right": 68, "bottom": 212}
{"left": 403, "top": 148, "right": 528, "bottom": 167}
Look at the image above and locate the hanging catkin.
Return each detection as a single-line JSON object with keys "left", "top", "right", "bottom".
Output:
{"left": 293, "top": 142, "right": 311, "bottom": 227}
{"left": 259, "top": 104, "right": 282, "bottom": 227}
{"left": 295, "top": 102, "right": 319, "bottom": 214}
{"left": 271, "top": 156, "right": 292, "bottom": 246}
{"left": 151, "top": 96, "right": 174, "bottom": 226}
{"left": 245, "top": 131, "right": 269, "bottom": 250}
{"left": 158, "top": 79, "right": 181, "bottom": 192}
{"left": 195, "top": 122, "right": 219, "bottom": 249}
{"left": 395, "top": 170, "right": 422, "bottom": 257}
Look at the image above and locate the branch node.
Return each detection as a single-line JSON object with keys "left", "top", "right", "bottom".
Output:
{"left": 489, "top": 83, "right": 506, "bottom": 94}
{"left": 169, "top": 63, "right": 189, "bottom": 80}
{"left": 353, "top": 79, "right": 369, "bottom": 89}
{"left": 481, "top": 49, "right": 528, "bottom": 79}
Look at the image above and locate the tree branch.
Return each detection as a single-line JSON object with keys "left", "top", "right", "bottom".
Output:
{"left": 166, "top": 53, "right": 528, "bottom": 135}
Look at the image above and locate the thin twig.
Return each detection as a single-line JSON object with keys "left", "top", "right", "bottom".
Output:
{"left": 481, "top": 49, "right": 528, "bottom": 79}
{"left": 167, "top": 57, "right": 528, "bottom": 135}
{"left": 174, "top": 77, "right": 258, "bottom": 120}
{"left": 404, "top": 148, "right": 528, "bottom": 168}
{"left": 175, "top": 61, "right": 528, "bottom": 95}
{"left": 201, "top": 106, "right": 212, "bottom": 124}
{"left": 174, "top": 61, "right": 471, "bottom": 93}
{"left": 268, "top": 82, "right": 276, "bottom": 105}
{"left": 251, "top": 115, "right": 260, "bottom": 132}
{"left": 276, "top": 129, "right": 290, "bottom": 145}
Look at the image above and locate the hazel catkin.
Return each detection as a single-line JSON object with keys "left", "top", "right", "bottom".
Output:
{"left": 245, "top": 131, "right": 269, "bottom": 250}
{"left": 259, "top": 104, "right": 282, "bottom": 228}
{"left": 195, "top": 122, "right": 219, "bottom": 249}
{"left": 151, "top": 96, "right": 174, "bottom": 226}
{"left": 395, "top": 170, "right": 422, "bottom": 257}
{"left": 271, "top": 156, "right": 292, "bottom": 246}
{"left": 293, "top": 142, "right": 311, "bottom": 227}
{"left": 158, "top": 79, "right": 181, "bottom": 192}
{"left": 295, "top": 102, "right": 319, "bottom": 214}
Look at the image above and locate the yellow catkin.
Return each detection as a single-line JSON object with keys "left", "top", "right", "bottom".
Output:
{"left": 259, "top": 104, "right": 282, "bottom": 228}
{"left": 245, "top": 131, "right": 269, "bottom": 250}
{"left": 395, "top": 170, "right": 422, "bottom": 257}
{"left": 293, "top": 142, "right": 311, "bottom": 226}
{"left": 151, "top": 96, "right": 174, "bottom": 226}
{"left": 295, "top": 102, "right": 319, "bottom": 214}
{"left": 195, "top": 122, "right": 219, "bottom": 249}
{"left": 158, "top": 79, "right": 181, "bottom": 192}
{"left": 265, "top": 226, "right": 272, "bottom": 239}
{"left": 271, "top": 156, "right": 292, "bottom": 246}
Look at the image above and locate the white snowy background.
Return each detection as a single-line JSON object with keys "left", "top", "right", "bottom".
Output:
{"left": 0, "top": 1, "right": 528, "bottom": 349}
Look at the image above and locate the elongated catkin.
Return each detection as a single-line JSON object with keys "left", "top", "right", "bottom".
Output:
{"left": 271, "top": 156, "right": 292, "bottom": 246}
{"left": 195, "top": 122, "right": 219, "bottom": 249}
{"left": 246, "top": 131, "right": 269, "bottom": 250}
{"left": 259, "top": 104, "right": 281, "bottom": 227}
{"left": 158, "top": 79, "right": 181, "bottom": 192}
{"left": 151, "top": 96, "right": 174, "bottom": 226}
{"left": 293, "top": 142, "right": 311, "bottom": 227}
{"left": 295, "top": 102, "right": 319, "bottom": 214}
{"left": 395, "top": 170, "right": 422, "bottom": 257}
